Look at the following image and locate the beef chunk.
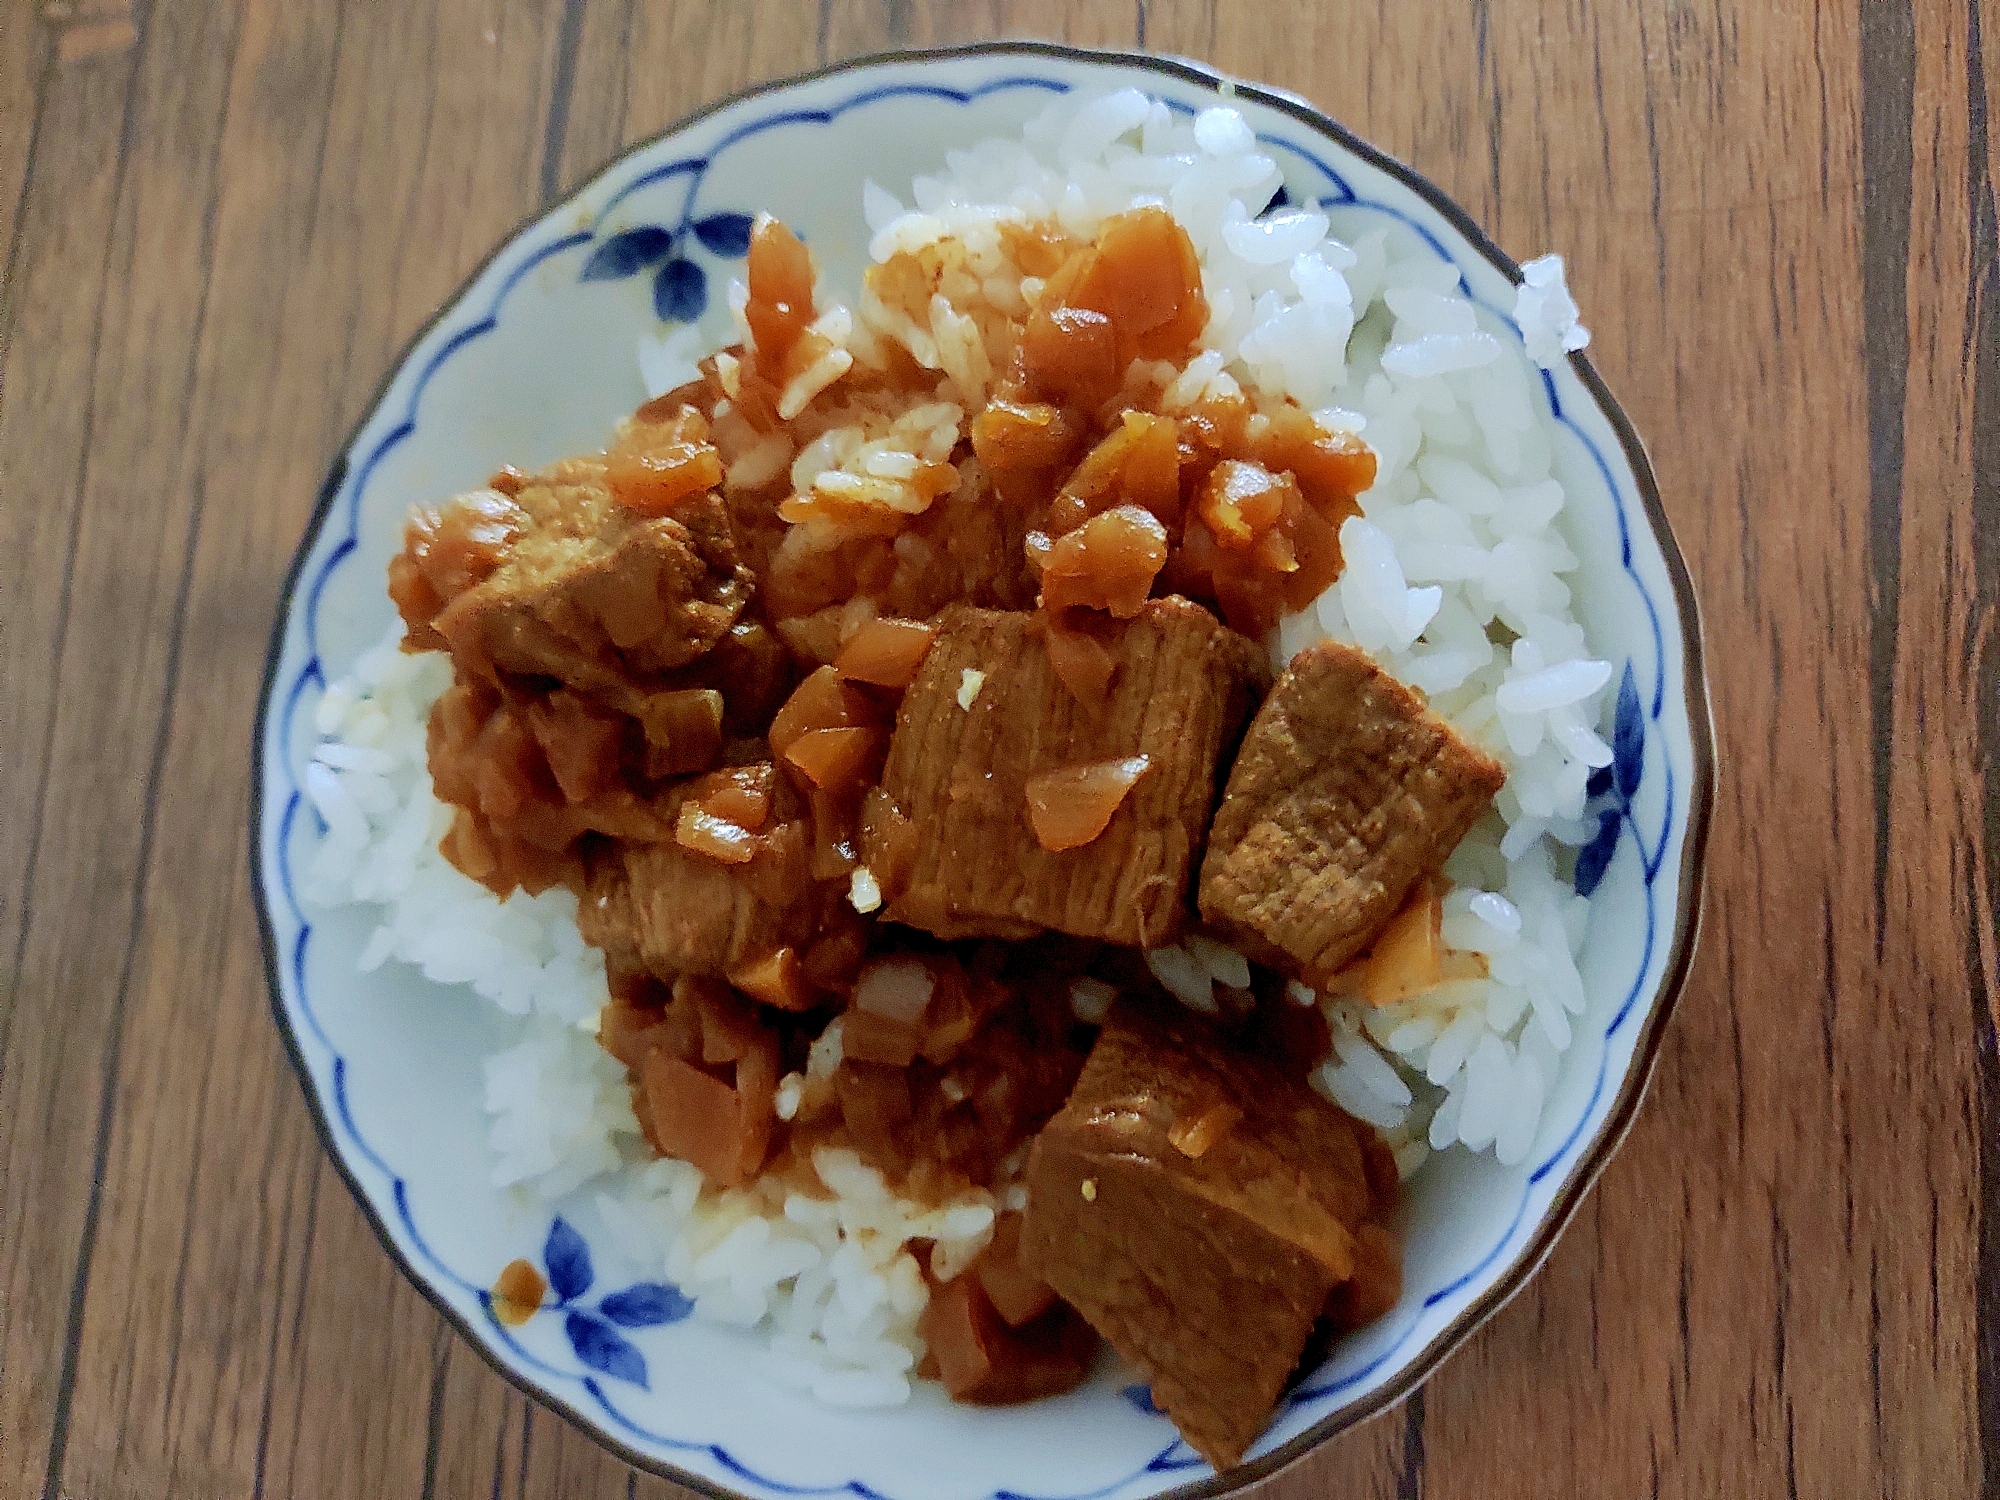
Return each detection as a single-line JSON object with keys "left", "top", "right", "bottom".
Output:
{"left": 863, "top": 600, "right": 1266, "bottom": 948}
{"left": 575, "top": 790, "right": 820, "bottom": 981}
{"left": 1020, "top": 1000, "right": 1395, "bottom": 1471}
{"left": 412, "top": 456, "right": 753, "bottom": 706}
{"left": 915, "top": 1276, "right": 1100, "bottom": 1405}
{"left": 1198, "top": 640, "right": 1505, "bottom": 979}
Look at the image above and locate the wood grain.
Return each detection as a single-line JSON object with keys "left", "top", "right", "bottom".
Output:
{"left": 0, "top": 2, "right": 1992, "bottom": 1497}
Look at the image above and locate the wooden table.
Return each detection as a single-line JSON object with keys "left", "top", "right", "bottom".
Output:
{"left": 2, "top": 1, "right": 1992, "bottom": 1494}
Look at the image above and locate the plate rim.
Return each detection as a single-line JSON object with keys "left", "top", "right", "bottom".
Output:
{"left": 249, "top": 36, "right": 1716, "bottom": 1500}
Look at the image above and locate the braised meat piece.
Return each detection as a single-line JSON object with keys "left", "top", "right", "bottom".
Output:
{"left": 599, "top": 975, "right": 782, "bottom": 1188}
{"left": 916, "top": 1275, "right": 1100, "bottom": 1406}
{"left": 1019, "top": 1000, "right": 1398, "bottom": 1471}
{"left": 861, "top": 600, "right": 1266, "bottom": 948}
{"left": 1198, "top": 640, "right": 1505, "bottom": 979}
{"left": 393, "top": 441, "right": 752, "bottom": 708}
{"left": 576, "top": 802, "right": 821, "bottom": 982}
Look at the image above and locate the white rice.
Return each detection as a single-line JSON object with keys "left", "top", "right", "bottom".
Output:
{"left": 305, "top": 89, "right": 1608, "bottom": 1402}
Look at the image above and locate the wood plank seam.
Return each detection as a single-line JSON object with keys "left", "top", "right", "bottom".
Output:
{"left": 251, "top": 1161, "right": 325, "bottom": 1500}
{"left": 1964, "top": 4, "right": 2000, "bottom": 1493}
{"left": 1860, "top": 0, "right": 1914, "bottom": 968}
{"left": 0, "top": 11, "right": 52, "bottom": 368}
{"left": 540, "top": 0, "right": 588, "bottom": 206}
{"left": 0, "top": 21, "right": 63, "bottom": 1081}
{"left": 1395, "top": 1386, "right": 1423, "bottom": 1499}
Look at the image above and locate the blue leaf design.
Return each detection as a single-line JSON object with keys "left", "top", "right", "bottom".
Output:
{"left": 565, "top": 1311, "right": 649, "bottom": 1388}
{"left": 654, "top": 258, "right": 707, "bottom": 322}
{"left": 599, "top": 1281, "right": 692, "bottom": 1328}
{"left": 580, "top": 225, "right": 676, "bottom": 281}
{"left": 1122, "top": 1382, "right": 1165, "bottom": 1416}
{"left": 1613, "top": 661, "right": 1644, "bottom": 800}
{"left": 1585, "top": 763, "right": 1614, "bottom": 799}
{"left": 1574, "top": 808, "right": 1623, "bottom": 898}
{"left": 691, "top": 211, "right": 755, "bottom": 257}
{"left": 543, "top": 1218, "right": 593, "bottom": 1302}
{"left": 1145, "top": 1440, "right": 1204, "bottom": 1473}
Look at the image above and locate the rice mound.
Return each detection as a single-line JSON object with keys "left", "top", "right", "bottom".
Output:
{"left": 303, "top": 87, "right": 1605, "bottom": 1404}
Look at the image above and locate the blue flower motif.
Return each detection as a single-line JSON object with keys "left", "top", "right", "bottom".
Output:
{"left": 600, "top": 1282, "right": 694, "bottom": 1327}
{"left": 691, "top": 211, "right": 756, "bottom": 257}
{"left": 654, "top": 259, "right": 707, "bottom": 323}
{"left": 580, "top": 226, "right": 679, "bottom": 282}
{"left": 567, "top": 1310, "right": 651, "bottom": 1388}
{"left": 1612, "top": 662, "right": 1644, "bottom": 800}
{"left": 576, "top": 204, "right": 754, "bottom": 325}
{"left": 489, "top": 1216, "right": 694, "bottom": 1389}
{"left": 544, "top": 1216, "right": 594, "bottom": 1301}
{"left": 1575, "top": 661, "right": 1645, "bottom": 898}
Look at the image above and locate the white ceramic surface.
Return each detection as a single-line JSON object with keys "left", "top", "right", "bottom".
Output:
{"left": 252, "top": 42, "right": 1712, "bottom": 1500}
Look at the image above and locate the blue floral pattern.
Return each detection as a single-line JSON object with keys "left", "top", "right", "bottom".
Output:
{"left": 1576, "top": 664, "right": 1653, "bottom": 898}
{"left": 489, "top": 1218, "right": 694, "bottom": 1392}
{"left": 579, "top": 211, "right": 756, "bottom": 322}
{"left": 255, "top": 48, "right": 1702, "bottom": 1500}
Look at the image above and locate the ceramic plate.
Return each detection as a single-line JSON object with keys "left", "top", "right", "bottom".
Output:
{"left": 253, "top": 41, "right": 1713, "bottom": 1500}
